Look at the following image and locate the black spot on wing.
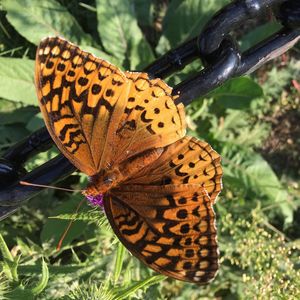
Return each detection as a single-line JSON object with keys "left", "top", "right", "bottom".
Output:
{"left": 141, "top": 111, "right": 153, "bottom": 123}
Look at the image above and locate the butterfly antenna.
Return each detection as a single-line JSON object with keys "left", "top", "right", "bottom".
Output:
{"left": 20, "top": 181, "right": 84, "bottom": 192}
{"left": 56, "top": 199, "right": 85, "bottom": 251}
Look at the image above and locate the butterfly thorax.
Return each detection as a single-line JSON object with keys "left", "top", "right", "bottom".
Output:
{"left": 84, "top": 147, "right": 164, "bottom": 197}
{"left": 84, "top": 168, "right": 123, "bottom": 196}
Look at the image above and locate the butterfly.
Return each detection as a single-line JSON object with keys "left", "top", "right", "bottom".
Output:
{"left": 35, "top": 36, "right": 223, "bottom": 284}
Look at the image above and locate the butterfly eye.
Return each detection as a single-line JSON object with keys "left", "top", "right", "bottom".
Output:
{"left": 103, "top": 177, "right": 114, "bottom": 185}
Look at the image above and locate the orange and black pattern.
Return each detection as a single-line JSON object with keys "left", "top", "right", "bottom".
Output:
{"left": 106, "top": 136, "right": 221, "bottom": 283}
{"left": 35, "top": 36, "right": 223, "bottom": 284}
{"left": 106, "top": 186, "right": 218, "bottom": 284}
{"left": 35, "top": 37, "right": 186, "bottom": 176}
{"left": 125, "top": 137, "right": 222, "bottom": 203}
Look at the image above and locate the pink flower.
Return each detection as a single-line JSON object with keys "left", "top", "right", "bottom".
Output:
{"left": 86, "top": 194, "right": 104, "bottom": 208}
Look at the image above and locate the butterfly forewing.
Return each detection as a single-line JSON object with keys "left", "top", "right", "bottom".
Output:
{"left": 113, "top": 72, "right": 186, "bottom": 158}
{"left": 35, "top": 37, "right": 186, "bottom": 176}
{"left": 105, "top": 184, "right": 219, "bottom": 284}
{"left": 36, "top": 37, "right": 129, "bottom": 175}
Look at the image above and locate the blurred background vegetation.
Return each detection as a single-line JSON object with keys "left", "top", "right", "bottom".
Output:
{"left": 0, "top": 0, "right": 299, "bottom": 299}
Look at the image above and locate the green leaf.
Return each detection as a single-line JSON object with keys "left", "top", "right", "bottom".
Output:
{"left": 0, "top": 234, "right": 18, "bottom": 281}
{"left": 0, "top": 106, "right": 38, "bottom": 125}
{"left": 212, "top": 109, "right": 269, "bottom": 148}
{"left": 30, "top": 259, "right": 49, "bottom": 296}
{"left": 95, "top": 0, "right": 153, "bottom": 69}
{"left": 0, "top": 124, "right": 29, "bottom": 148}
{"left": 211, "top": 77, "right": 263, "bottom": 109}
{"left": 18, "top": 264, "right": 83, "bottom": 275}
{"left": 155, "top": 35, "right": 171, "bottom": 57}
{"left": 113, "top": 243, "right": 126, "bottom": 284}
{"left": 0, "top": 57, "right": 35, "bottom": 104}
{"left": 113, "top": 275, "right": 165, "bottom": 300}
{"left": 0, "top": 235, "right": 14, "bottom": 263}
{"left": 49, "top": 209, "right": 101, "bottom": 222}
{"left": 133, "top": 0, "right": 154, "bottom": 27}
{"left": 161, "top": 0, "right": 229, "bottom": 48}
{"left": 2, "top": 0, "right": 92, "bottom": 45}
{"left": 0, "top": 99, "right": 19, "bottom": 112}
{"left": 224, "top": 150, "right": 294, "bottom": 224}
{"left": 25, "top": 112, "right": 44, "bottom": 132}
{"left": 245, "top": 156, "right": 294, "bottom": 224}
{"left": 240, "top": 21, "right": 282, "bottom": 51}
{"left": 6, "top": 287, "right": 35, "bottom": 300}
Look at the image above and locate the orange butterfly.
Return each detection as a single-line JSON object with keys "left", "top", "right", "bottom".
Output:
{"left": 35, "top": 36, "right": 222, "bottom": 284}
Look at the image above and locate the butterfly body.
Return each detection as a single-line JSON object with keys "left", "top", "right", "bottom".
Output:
{"left": 85, "top": 146, "right": 164, "bottom": 196}
{"left": 35, "top": 36, "right": 223, "bottom": 284}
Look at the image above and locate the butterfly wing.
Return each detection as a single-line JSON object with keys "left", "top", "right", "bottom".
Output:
{"left": 35, "top": 37, "right": 186, "bottom": 176}
{"left": 35, "top": 37, "right": 128, "bottom": 175}
{"left": 105, "top": 185, "right": 219, "bottom": 284}
{"left": 104, "top": 136, "right": 222, "bottom": 283}
{"left": 124, "top": 136, "right": 222, "bottom": 203}
{"left": 109, "top": 71, "right": 186, "bottom": 164}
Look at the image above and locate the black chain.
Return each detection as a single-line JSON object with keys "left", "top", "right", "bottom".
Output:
{"left": 0, "top": 0, "right": 299, "bottom": 220}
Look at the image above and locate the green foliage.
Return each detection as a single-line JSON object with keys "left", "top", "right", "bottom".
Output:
{"left": 159, "top": 0, "right": 229, "bottom": 51}
{"left": 240, "top": 21, "right": 282, "bottom": 51}
{"left": 0, "top": 0, "right": 299, "bottom": 299}
{"left": 0, "top": 58, "right": 35, "bottom": 104}
{"left": 0, "top": 234, "right": 49, "bottom": 299}
{"left": 220, "top": 209, "right": 300, "bottom": 299}
{"left": 96, "top": 0, "right": 154, "bottom": 69}
{"left": 2, "top": 0, "right": 93, "bottom": 45}
{"left": 210, "top": 77, "right": 263, "bottom": 110}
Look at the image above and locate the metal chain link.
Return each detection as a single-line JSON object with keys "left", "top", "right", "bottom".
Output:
{"left": 0, "top": 0, "right": 299, "bottom": 219}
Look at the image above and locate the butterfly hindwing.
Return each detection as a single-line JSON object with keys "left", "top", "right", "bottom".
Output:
{"left": 35, "top": 37, "right": 186, "bottom": 176}
{"left": 124, "top": 136, "right": 222, "bottom": 203}
{"left": 105, "top": 184, "right": 219, "bottom": 284}
{"left": 104, "top": 136, "right": 222, "bottom": 283}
